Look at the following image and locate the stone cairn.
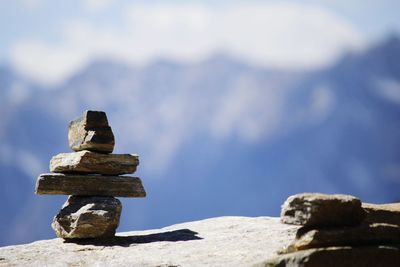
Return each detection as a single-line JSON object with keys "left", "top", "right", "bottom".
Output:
{"left": 265, "top": 193, "right": 400, "bottom": 266}
{"left": 35, "top": 110, "right": 146, "bottom": 239}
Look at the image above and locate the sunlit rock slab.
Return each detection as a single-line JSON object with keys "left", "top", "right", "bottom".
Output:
{"left": 0, "top": 216, "right": 300, "bottom": 267}
{"left": 282, "top": 223, "right": 400, "bottom": 253}
{"left": 363, "top": 203, "right": 400, "bottom": 226}
{"left": 35, "top": 173, "right": 146, "bottom": 197}
{"left": 261, "top": 245, "right": 400, "bottom": 267}
{"left": 50, "top": 150, "right": 139, "bottom": 175}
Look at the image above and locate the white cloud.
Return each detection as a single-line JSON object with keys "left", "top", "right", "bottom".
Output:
{"left": 0, "top": 144, "right": 44, "bottom": 179}
{"left": 8, "top": 81, "right": 31, "bottom": 105}
{"left": 84, "top": 0, "right": 114, "bottom": 13}
{"left": 374, "top": 78, "right": 400, "bottom": 104}
{"left": 12, "top": 40, "right": 88, "bottom": 85}
{"left": 11, "top": 3, "right": 364, "bottom": 85}
{"left": 17, "top": 150, "right": 44, "bottom": 178}
{"left": 210, "top": 75, "right": 285, "bottom": 142}
{"left": 309, "top": 85, "right": 335, "bottom": 122}
{"left": 21, "top": 0, "right": 43, "bottom": 9}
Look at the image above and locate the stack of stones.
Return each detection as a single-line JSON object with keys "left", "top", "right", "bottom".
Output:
{"left": 265, "top": 193, "right": 400, "bottom": 266}
{"left": 35, "top": 110, "right": 146, "bottom": 239}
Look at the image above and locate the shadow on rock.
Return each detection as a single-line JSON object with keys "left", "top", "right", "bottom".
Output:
{"left": 63, "top": 229, "right": 202, "bottom": 247}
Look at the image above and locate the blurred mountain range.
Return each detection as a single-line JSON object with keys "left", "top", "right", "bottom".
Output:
{"left": 1, "top": 36, "right": 400, "bottom": 246}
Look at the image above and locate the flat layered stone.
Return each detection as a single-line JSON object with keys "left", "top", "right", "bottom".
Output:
{"left": 281, "top": 193, "right": 366, "bottom": 227}
{"left": 363, "top": 203, "right": 400, "bottom": 225}
{"left": 68, "top": 110, "right": 115, "bottom": 153}
{"left": 262, "top": 246, "right": 400, "bottom": 267}
{"left": 35, "top": 173, "right": 146, "bottom": 197}
{"left": 281, "top": 223, "right": 400, "bottom": 253}
{"left": 52, "top": 196, "right": 122, "bottom": 239}
{"left": 50, "top": 150, "right": 139, "bottom": 175}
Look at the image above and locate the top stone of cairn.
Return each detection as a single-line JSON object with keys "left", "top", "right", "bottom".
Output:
{"left": 68, "top": 110, "right": 115, "bottom": 153}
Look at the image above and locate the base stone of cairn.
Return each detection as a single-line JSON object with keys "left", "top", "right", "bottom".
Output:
{"left": 35, "top": 110, "right": 145, "bottom": 240}
{"left": 52, "top": 196, "right": 122, "bottom": 239}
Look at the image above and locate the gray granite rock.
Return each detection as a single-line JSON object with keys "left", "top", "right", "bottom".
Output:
{"left": 0, "top": 216, "right": 300, "bottom": 267}
{"left": 35, "top": 173, "right": 146, "bottom": 197}
{"left": 262, "top": 246, "right": 400, "bottom": 267}
{"left": 363, "top": 203, "right": 400, "bottom": 226}
{"left": 50, "top": 150, "right": 139, "bottom": 175}
{"left": 52, "top": 196, "right": 122, "bottom": 239}
{"left": 68, "top": 110, "right": 115, "bottom": 153}
{"left": 3, "top": 215, "right": 400, "bottom": 266}
{"left": 281, "top": 223, "right": 400, "bottom": 253}
{"left": 281, "top": 193, "right": 366, "bottom": 227}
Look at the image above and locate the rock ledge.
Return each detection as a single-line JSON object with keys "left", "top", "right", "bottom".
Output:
{"left": 0, "top": 216, "right": 299, "bottom": 267}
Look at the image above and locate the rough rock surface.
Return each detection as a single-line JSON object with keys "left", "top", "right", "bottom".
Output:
{"left": 0, "top": 216, "right": 300, "bottom": 267}
{"left": 35, "top": 173, "right": 146, "bottom": 197}
{"left": 68, "top": 110, "right": 115, "bottom": 153}
{"left": 50, "top": 150, "right": 139, "bottom": 175}
{"left": 52, "top": 196, "right": 122, "bottom": 239}
{"left": 363, "top": 203, "right": 400, "bottom": 225}
{"left": 262, "top": 245, "right": 400, "bottom": 267}
{"left": 281, "top": 193, "right": 366, "bottom": 227}
{"left": 282, "top": 223, "right": 400, "bottom": 252}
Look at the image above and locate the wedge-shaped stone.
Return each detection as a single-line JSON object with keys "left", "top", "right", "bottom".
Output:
{"left": 281, "top": 193, "right": 366, "bottom": 227}
{"left": 363, "top": 203, "right": 400, "bottom": 226}
{"left": 50, "top": 150, "right": 139, "bottom": 175}
{"left": 35, "top": 173, "right": 146, "bottom": 197}
{"left": 281, "top": 223, "right": 400, "bottom": 253}
{"left": 263, "top": 246, "right": 400, "bottom": 267}
{"left": 52, "top": 196, "right": 122, "bottom": 239}
{"left": 68, "top": 110, "right": 115, "bottom": 153}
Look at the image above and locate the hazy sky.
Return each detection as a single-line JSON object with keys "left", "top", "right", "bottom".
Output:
{"left": 1, "top": 0, "right": 399, "bottom": 84}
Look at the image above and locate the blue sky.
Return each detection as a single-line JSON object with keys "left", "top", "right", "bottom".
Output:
{"left": 1, "top": 0, "right": 399, "bottom": 84}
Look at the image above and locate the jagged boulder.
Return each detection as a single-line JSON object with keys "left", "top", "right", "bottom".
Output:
{"left": 52, "top": 196, "right": 122, "bottom": 239}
